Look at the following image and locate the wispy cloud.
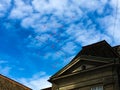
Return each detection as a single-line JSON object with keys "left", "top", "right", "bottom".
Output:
{"left": 0, "top": 58, "right": 11, "bottom": 75}
{"left": 18, "top": 72, "right": 51, "bottom": 90}
{"left": 9, "top": 0, "right": 33, "bottom": 19}
{"left": 0, "top": 60, "right": 11, "bottom": 75}
{"left": 0, "top": 60, "right": 8, "bottom": 64}
{"left": 0, "top": 0, "right": 11, "bottom": 17}
{"left": 0, "top": 66, "right": 11, "bottom": 75}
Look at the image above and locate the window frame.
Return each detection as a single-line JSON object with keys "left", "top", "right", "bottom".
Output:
{"left": 91, "top": 85, "right": 103, "bottom": 90}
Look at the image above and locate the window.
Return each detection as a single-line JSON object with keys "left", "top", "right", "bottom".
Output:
{"left": 91, "top": 86, "right": 103, "bottom": 90}
{"left": 81, "top": 65, "right": 86, "bottom": 70}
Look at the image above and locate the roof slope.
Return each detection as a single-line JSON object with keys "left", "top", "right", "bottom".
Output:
{"left": 73, "top": 40, "right": 119, "bottom": 60}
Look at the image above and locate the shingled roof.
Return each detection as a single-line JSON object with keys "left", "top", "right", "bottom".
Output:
{"left": 73, "top": 40, "right": 120, "bottom": 60}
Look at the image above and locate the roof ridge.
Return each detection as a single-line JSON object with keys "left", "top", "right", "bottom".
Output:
{"left": 82, "top": 40, "right": 106, "bottom": 48}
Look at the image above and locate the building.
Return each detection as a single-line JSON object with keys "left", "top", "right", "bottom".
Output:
{"left": 48, "top": 40, "right": 120, "bottom": 90}
{"left": 0, "top": 74, "right": 31, "bottom": 90}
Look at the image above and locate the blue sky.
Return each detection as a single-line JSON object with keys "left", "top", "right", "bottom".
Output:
{"left": 0, "top": 0, "right": 120, "bottom": 89}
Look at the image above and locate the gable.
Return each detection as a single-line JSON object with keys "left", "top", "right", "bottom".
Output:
{"left": 49, "top": 55, "right": 111, "bottom": 81}
{"left": 72, "top": 64, "right": 94, "bottom": 73}
{"left": 59, "top": 60, "right": 94, "bottom": 76}
{"left": 59, "top": 56, "right": 110, "bottom": 77}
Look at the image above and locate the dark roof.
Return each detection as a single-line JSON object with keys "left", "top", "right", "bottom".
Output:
{"left": 41, "top": 87, "right": 52, "bottom": 90}
{"left": 73, "top": 40, "right": 119, "bottom": 60}
{"left": 113, "top": 45, "right": 120, "bottom": 55}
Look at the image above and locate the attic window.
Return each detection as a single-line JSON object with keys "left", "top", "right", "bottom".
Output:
{"left": 81, "top": 65, "right": 86, "bottom": 70}
{"left": 72, "top": 65, "right": 87, "bottom": 73}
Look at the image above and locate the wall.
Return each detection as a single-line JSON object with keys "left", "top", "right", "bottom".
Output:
{"left": 52, "top": 65, "right": 116, "bottom": 90}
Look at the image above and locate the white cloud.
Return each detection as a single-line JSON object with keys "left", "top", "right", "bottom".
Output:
{"left": 19, "top": 0, "right": 120, "bottom": 67}
{"left": 21, "top": 14, "right": 43, "bottom": 29}
{"left": 26, "top": 34, "right": 51, "bottom": 48}
{"left": 0, "top": 0, "right": 11, "bottom": 17}
{"left": 9, "top": 0, "right": 33, "bottom": 19}
{"left": 62, "top": 42, "right": 77, "bottom": 54}
{"left": 0, "top": 60, "right": 8, "bottom": 64}
{"left": 0, "top": 66, "right": 11, "bottom": 75}
{"left": 35, "top": 34, "right": 50, "bottom": 43}
{"left": 97, "top": 0, "right": 120, "bottom": 45}
{"left": 0, "top": 59, "right": 11, "bottom": 75}
{"left": 63, "top": 55, "right": 75, "bottom": 65}
{"left": 19, "top": 0, "right": 83, "bottom": 28}
{"left": 32, "top": 0, "right": 49, "bottom": 12}
{"left": 32, "top": 0, "right": 69, "bottom": 13}
{"left": 74, "top": 0, "right": 100, "bottom": 11}
{"left": 18, "top": 72, "right": 51, "bottom": 90}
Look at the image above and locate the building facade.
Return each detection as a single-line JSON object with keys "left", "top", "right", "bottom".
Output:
{"left": 0, "top": 74, "right": 31, "bottom": 90}
{"left": 48, "top": 40, "right": 120, "bottom": 90}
